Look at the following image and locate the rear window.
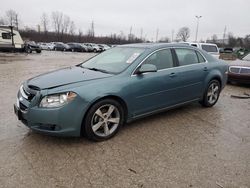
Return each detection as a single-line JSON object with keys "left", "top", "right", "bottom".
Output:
{"left": 2, "top": 33, "right": 11, "bottom": 39}
{"left": 201, "top": 45, "right": 218, "bottom": 53}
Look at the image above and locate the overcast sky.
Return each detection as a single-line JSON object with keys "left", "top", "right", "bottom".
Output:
{"left": 1, "top": 0, "right": 249, "bottom": 41}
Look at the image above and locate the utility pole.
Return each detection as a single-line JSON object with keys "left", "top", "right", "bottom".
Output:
{"left": 140, "top": 28, "right": 143, "bottom": 41}
{"left": 223, "top": 26, "right": 227, "bottom": 47}
{"left": 15, "top": 14, "right": 18, "bottom": 30}
{"left": 171, "top": 29, "right": 174, "bottom": 42}
{"left": 195, "top": 15, "right": 202, "bottom": 42}
{"left": 156, "top": 28, "right": 159, "bottom": 42}
{"left": 91, "top": 21, "right": 95, "bottom": 37}
{"left": 129, "top": 26, "right": 132, "bottom": 41}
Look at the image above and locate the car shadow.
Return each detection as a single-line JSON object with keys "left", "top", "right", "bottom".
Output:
{"left": 20, "top": 102, "right": 200, "bottom": 146}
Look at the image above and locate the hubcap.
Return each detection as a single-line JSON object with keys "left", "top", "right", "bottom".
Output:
{"left": 91, "top": 104, "right": 120, "bottom": 137}
{"left": 207, "top": 83, "right": 219, "bottom": 104}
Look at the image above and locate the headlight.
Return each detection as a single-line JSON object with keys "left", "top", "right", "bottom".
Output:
{"left": 39, "top": 92, "right": 77, "bottom": 108}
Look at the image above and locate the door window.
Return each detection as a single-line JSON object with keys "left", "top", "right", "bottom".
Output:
{"left": 175, "top": 49, "right": 199, "bottom": 66}
{"left": 143, "top": 49, "right": 174, "bottom": 70}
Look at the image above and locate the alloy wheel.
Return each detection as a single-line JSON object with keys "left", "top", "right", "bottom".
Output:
{"left": 91, "top": 104, "right": 120, "bottom": 137}
{"left": 207, "top": 82, "right": 220, "bottom": 105}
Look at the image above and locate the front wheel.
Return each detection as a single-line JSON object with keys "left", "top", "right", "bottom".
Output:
{"left": 200, "top": 80, "right": 221, "bottom": 107}
{"left": 83, "top": 99, "right": 125, "bottom": 141}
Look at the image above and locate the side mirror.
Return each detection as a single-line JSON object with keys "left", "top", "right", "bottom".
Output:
{"left": 136, "top": 64, "right": 157, "bottom": 74}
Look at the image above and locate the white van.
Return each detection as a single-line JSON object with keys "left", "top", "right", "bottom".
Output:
{"left": 181, "top": 42, "right": 220, "bottom": 59}
{"left": 0, "top": 25, "right": 24, "bottom": 52}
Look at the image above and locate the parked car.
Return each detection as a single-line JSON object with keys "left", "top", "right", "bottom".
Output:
{"left": 67, "top": 43, "right": 87, "bottom": 52}
{"left": 38, "top": 42, "right": 54, "bottom": 50}
{"left": 82, "top": 43, "right": 94, "bottom": 52}
{"left": 24, "top": 41, "right": 42, "bottom": 53}
{"left": 80, "top": 44, "right": 89, "bottom": 52}
{"left": 53, "top": 42, "right": 70, "bottom": 51}
{"left": 14, "top": 43, "right": 228, "bottom": 141}
{"left": 98, "top": 44, "right": 111, "bottom": 51}
{"left": 228, "top": 53, "right": 250, "bottom": 84}
{"left": 181, "top": 42, "right": 220, "bottom": 59}
{"left": 84, "top": 43, "right": 102, "bottom": 52}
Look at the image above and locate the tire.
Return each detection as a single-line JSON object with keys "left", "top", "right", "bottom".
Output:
{"left": 200, "top": 80, "right": 221, "bottom": 107}
{"left": 93, "top": 49, "right": 97, "bottom": 53}
{"left": 83, "top": 99, "right": 125, "bottom": 141}
{"left": 26, "top": 47, "right": 32, "bottom": 53}
{"left": 36, "top": 49, "right": 41, "bottom": 53}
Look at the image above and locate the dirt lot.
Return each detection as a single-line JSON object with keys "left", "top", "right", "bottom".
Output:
{"left": 0, "top": 51, "right": 249, "bottom": 188}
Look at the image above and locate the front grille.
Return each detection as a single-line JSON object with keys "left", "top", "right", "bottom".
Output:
{"left": 229, "top": 66, "right": 250, "bottom": 75}
{"left": 19, "top": 102, "right": 28, "bottom": 111}
{"left": 240, "top": 67, "right": 250, "bottom": 74}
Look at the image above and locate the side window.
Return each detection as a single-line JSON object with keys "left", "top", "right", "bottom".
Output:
{"left": 143, "top": 49, "right": 174, "bottom": 70}
{"left": 175, "top": 49, "right": 199, "bottom": 66}
{"left": 196, "top": 51, "right": 206, "bottom": 63}
{"left": 2, "top": 33, "right": 12, "bottom": 39}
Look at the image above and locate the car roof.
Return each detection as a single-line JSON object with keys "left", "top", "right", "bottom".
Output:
{"left": 119, "top": 43, "right": 196, "bottom": 50}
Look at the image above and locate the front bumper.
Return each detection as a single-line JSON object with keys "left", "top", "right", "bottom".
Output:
{"left": 14, "top": 86, "right": 88, "bottom": 137}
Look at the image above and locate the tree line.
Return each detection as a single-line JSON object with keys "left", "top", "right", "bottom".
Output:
{"left": 1, "top": 9, "right": 250, "bottom": 48}
{"left": 0, "top": 10, "right": 143, "bottom": 44}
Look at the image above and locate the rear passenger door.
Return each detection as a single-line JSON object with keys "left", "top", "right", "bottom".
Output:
{"left": 173, "top": 48, "right": 208, "bottom": 102}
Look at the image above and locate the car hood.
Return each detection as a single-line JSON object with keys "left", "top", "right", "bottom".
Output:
{"left": 26, "top": 66, "right": 112, "bottom": 90}
{"left": 229, "top": 59, "right": 250, "bottom": 67}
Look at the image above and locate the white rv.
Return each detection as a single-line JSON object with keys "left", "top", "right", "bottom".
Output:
{"left": 0, "top": 25, "right": 24, "bottom": 52}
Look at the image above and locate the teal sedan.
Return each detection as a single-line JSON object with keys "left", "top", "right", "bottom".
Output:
{"left": 14, "top": 43, "right": 228, "bottom": 141}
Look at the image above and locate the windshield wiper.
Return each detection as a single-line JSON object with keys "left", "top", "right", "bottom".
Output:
{"left": 82, "top": 66, "right": 112, "bottom": 74}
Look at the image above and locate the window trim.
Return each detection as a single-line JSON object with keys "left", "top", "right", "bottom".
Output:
{"left": 131, "top": 47, "right": 208, "bottom": 76}
{"left": 131, "top": 47, "right": 177, "bottom": 76}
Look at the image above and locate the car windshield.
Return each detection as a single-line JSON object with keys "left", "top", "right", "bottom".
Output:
{"left": 242, "top": 53, "right": 250, "bottom": 61}
{"left": 81, "top": 47, "right": 145, "bottom": 74}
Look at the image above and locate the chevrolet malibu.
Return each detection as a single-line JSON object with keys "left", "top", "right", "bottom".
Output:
{"left": 14, "top": 43, "right": 228, "bottom": 141}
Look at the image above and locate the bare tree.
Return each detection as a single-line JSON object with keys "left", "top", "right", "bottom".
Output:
{"left": 61, "top": 15, "right": 70, "bottom": 35}
{"left": 211, "top": 34, "right": 218, "bottom": 42}
{"left": 6, "top": 9, "right": 19, "bottom": 29}
{"left": 87, "top": 21, "right": 95, "bottom": 37}
{"left": 78, "top": 29, "right": 83, "bottom": 42}
{"left": 41, "top": 13, "right": 49, "bottom": 32}
{"left": 176, "top": 27, "right": 190, "bottom": 42}
{"left": 51, "top": 11, "right": 63, "bottom": 37}
{"left": 0, "top": 17, "right": 6, "bottom": 25}
{"left": 159, "top": 37, "right": 170, "bottom": 43}
{"left": 69, "top": 21, "right": 76, "bottom": 35}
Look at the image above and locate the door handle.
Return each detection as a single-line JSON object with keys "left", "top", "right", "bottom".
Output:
{"left": 169, "top": 72, "right": 176, "bottom": 78}
{"left": 203, "top": 67, "right": 208, "bottom": 71}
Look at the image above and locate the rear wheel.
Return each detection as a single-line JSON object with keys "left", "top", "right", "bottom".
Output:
{"left": 83, "top": 99, "right": 125, "bottom": 141}
{"left": 200, "top": 80, "right": 221, "bottom": 107}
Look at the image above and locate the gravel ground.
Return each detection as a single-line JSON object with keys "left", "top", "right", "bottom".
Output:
{"left": 0, "top": 51, "right": 249, "bottom": 188}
